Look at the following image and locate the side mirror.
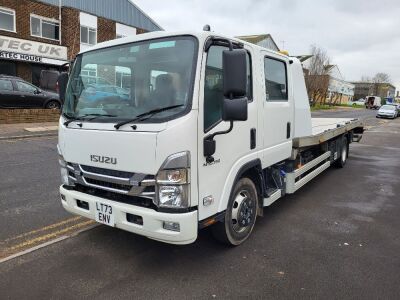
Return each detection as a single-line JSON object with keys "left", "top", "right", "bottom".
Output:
{"left": 58, "top": 72, "right": 69, "bottom": 103}
{"left": 34, "top": 89, "right": 41, "bottom": 94}
{"left": 223, "top": 49, "right": 247, "bottom": 97}
{"left": 222, "top": 97, "right": 247, "bottom": 121}
{"left": 221, "top": 48, "right": 248, "bottom": 122}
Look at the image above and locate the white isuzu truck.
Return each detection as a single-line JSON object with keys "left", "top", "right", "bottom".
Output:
{"left": 57, "top": 31, "right": 364, "bottom": 245}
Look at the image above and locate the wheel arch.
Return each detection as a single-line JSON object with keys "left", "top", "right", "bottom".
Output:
{"left": 218, "top": 158, "right": 264, "bottom": 216}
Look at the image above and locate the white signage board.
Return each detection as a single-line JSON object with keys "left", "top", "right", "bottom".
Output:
{"left": 0, "top": 35, "right": 68, "bottom": 61}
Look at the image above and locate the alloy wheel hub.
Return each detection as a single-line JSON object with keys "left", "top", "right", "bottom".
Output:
{"left": 231, "top": 190, "right": 255, "bottom": 233}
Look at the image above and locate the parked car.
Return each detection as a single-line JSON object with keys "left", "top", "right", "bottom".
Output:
{"left": 0, "top": 75, "right": 61, "bottom": 109}
{"left": 366, "top": 96, "right": 381, "bottom": 109}
{"left": 348, "top": 98, "right": 366, "bottom": 106}
{"left": 80, "top": 83, "right": 130, "bottom": 102}
{"left": 386, "top": 103, "right": 400, "bottom": 117}
{"left": 376, "top": 104, "right": 397, "bottom": 119}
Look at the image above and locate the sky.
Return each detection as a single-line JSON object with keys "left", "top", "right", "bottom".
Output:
{"left": 132, "top": 0, "right": 400, "bottom": 93}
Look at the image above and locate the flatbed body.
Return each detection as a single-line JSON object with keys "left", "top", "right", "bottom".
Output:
{"left": 293, "top": 118, "right": 363, "bottom": 148}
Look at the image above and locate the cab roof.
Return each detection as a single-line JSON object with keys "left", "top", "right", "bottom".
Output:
{"left": 78, "top": 30, "right": 287, "bottom": 59}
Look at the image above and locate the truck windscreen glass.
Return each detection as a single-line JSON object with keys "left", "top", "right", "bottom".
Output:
{"left": 62, "top": 36, "right": 198, "bottom": 123}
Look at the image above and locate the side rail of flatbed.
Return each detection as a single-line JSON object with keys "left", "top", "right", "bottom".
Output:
{"left": 292, "top": 118, "right": 364, "bottom": 148}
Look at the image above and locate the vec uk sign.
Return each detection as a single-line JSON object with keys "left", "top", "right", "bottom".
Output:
{"left": 0, "top": 35, "right": 68, "bottom": 61}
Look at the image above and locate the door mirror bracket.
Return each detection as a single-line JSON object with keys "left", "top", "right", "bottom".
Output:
{"left": 203, "top": 121, "right": 234, "bottom": 163}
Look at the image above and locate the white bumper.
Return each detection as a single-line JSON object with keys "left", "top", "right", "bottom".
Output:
{"left": 60, "top": 186, "right": 198, "bottom": 245}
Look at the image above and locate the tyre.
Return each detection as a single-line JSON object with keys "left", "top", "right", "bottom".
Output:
{"left": 45, "top": 100, "right": 61, "bottom": 109}
{"left": 212, "top": 177, "right": 258, "bottom": 246}
{"left": 334, "top": 135, "right": 348, "bottom": 168}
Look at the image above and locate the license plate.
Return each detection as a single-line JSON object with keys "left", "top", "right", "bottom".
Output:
{"left": 95, "top": 201, "right": 115, "bottom": 226}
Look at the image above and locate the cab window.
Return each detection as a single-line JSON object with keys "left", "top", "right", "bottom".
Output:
{"left": 204, "top": 45, "right": 252, "bottom": 132}
{"left": 264, "top": 57, "right": 288, "bottom": 101}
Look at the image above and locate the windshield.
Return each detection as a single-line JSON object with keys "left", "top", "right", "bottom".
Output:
{"left": 381, "top": 105, "right": 395, "bottom": 110}
{"left": 63, "top": 36, "right": 198, "bottom": 122}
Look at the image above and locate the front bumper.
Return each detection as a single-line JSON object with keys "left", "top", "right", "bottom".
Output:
{"left": 377, "top": 114, "right": 395, "bottom": 118}
{"left": 60, "top": 186, "right": 198, "bottom": 245}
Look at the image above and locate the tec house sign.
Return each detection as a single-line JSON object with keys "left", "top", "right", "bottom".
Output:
{"left": 0, "top": 35, "right": 68, "bottom": 63}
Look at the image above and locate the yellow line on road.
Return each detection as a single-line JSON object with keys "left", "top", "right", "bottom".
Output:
{"left": 7, "top": 220, "right": 95, "bottom": 252}
{"left": 4, "top": 216, "right": 83, "bottom": 242}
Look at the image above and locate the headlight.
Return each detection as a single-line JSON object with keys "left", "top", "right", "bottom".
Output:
{"left": 158, "top": 185, "right": 189, "bottom": 208}
{"left": 155, "top": 152, "right": 190, "bottom": 209}
{"left": 157, "top": 169, "right": 188, "bottom": 184}
{"left": 60, "top": 167, "right": 69, "bottom": 185}
{"left": 58, "top": 145, "right": 72, "bottom": 186}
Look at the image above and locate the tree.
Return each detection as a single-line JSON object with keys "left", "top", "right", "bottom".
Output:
{"left": 372, "top": 72, "right": 391, "bottom": 84}
{"left": 304, "top": 45, "right": 331, "bottom": 105}
{"left": 371, "top": 73, "right": 391, "bottom": 96}
{"left": 360, "top": 75, "right": 372, "bottom": 82}
{"left": 360, "top": 73, "right": 392, "bottom": 97}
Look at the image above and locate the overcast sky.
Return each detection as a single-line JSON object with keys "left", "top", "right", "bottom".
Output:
{"left": 133, "top": 0, "right": 400, "bottom": 92}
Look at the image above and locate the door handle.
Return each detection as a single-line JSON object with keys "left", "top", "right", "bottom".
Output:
{"left": 250, "top": 128, "right": 256, "bottom": 149}
{"left": 286, "top": 122, "right": 291, "bottom": 139}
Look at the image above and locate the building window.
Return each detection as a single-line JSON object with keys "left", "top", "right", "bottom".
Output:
{"left": 30, "top": 15, "right": 60, "bottom": 41}
{"left": 0, "top": 7, "right": 16, "bottom": 32}
{"left": 264, "top": 57, "right": 288, "bottom": 101}
{"left": 80, "top": 26, "right": 97, "bottom": 45}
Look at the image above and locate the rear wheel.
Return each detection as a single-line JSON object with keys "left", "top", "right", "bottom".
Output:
{"left": 334, "top": 135, "right": 348, "bottom": 168}
{"left": 46, "top": 100, "right": 60, "bottom": 109}
{"left": 212, "top": 178, "right": 258, "bottom": 246}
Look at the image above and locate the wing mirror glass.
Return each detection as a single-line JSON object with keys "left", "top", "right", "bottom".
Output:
{"left": 223, "top": 49, "right": 247, "bottom": 97}
{"left": 221, "top": 48, "right": 248, "bottom": 122}
{"left": 222, "top": 97, "right": 247, "bottom": 121}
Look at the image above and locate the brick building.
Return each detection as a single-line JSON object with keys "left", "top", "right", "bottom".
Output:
{"left": 352, "top": 81, "right": 396, "bottom": 100}
{"left": 0, "top": 0, "right": 161, "bottom": 87}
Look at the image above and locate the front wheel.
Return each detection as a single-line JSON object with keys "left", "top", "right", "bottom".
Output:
{"left": 45, "top": 100, "right": 61, "bottom": 109}
{"left": 212, "top": 178, "right": 258, "bottom": 246}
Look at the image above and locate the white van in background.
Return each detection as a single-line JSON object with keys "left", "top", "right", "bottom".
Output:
{"left": 366, "top": 96, "right": 381, "bottom": 109}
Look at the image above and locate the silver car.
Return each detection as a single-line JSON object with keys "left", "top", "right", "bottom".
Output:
{"left": 376, "top": 105, "right": 398, "bottom": 119}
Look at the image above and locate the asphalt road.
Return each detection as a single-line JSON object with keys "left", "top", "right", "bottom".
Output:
{"left": 1, "top": 108, "right": 399, "bottom": 299}
{"left": 0, "top": 136, "right": 69, "bottom": 241}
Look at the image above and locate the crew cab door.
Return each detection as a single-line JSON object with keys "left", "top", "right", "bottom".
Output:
{"left": 197, "top": 44, "right": 257, "bottom": 221}
{"left": 261, "top": 54, "right": 293, "bottom": 165}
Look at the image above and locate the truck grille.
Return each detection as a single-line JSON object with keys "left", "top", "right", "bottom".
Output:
{"left": 80, "top": 165, "right": 134, "bottom": 178}
{"left": 67, "top": 162, "right": 156, "bottom": 199}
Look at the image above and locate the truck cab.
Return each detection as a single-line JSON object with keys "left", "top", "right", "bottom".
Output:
{"left": 58, "top": 31, "right": 362, "bottom": 245}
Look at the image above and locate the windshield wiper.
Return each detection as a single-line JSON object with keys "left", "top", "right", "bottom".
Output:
{"left": 63, "top": 114, "right": 116, "bottom": 127}
{"left": 114, "top": 105, "right": 184, "bottom": 130}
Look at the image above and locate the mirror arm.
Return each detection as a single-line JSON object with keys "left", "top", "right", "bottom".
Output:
{"left": 204, "top": 121, "right": 234, "bottom": 163}
{"left": 208, "top": 120, "right": 233, "bottom": 141}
